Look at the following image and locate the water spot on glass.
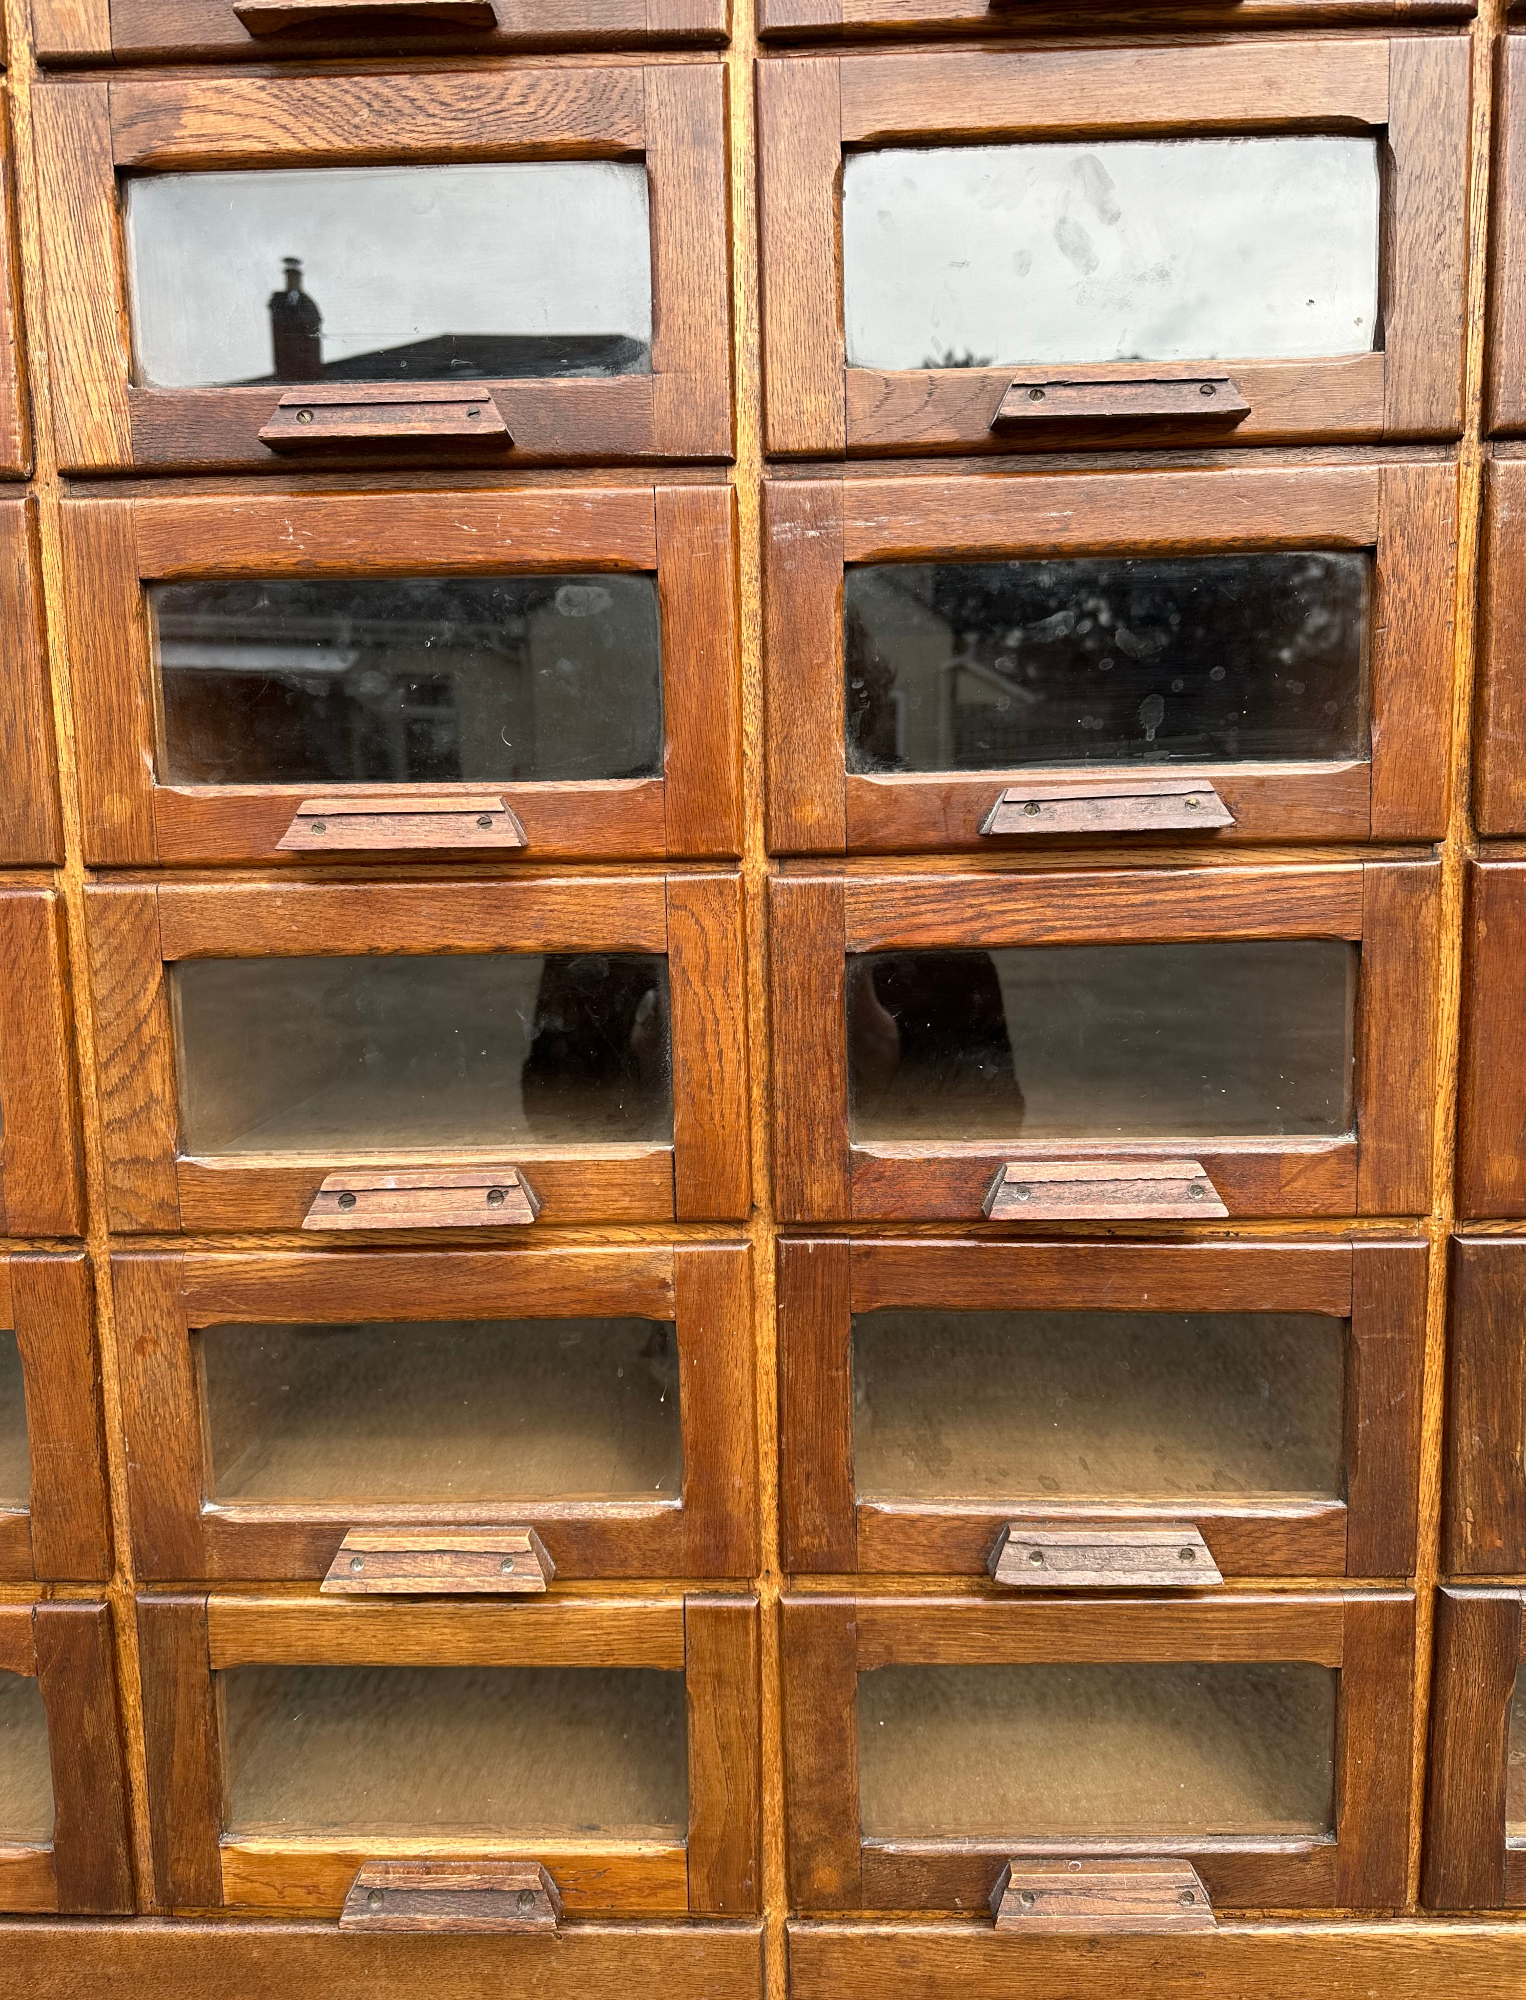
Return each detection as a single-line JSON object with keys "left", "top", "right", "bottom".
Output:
{"left": 1139, "top": 692, "right": 1166, "bottom": 742}
{"left": 1209, "top": 666, "right": 1226, "bottom": 682}
{"left": 1054, "top": 215, "right": 1099, "bottom": 275}
{"left": 1286, "top": 679, "right": 1306, "bottom": 696}
{"left": 1170, "top": 679, "right": 1184, "bottom": 693}
{"left": 555, "top": 584, "right": 612, "bottom": 618}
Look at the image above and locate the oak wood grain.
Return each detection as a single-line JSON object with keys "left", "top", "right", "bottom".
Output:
{"left": 668, "top": 873, "right": 750, "bottom": 1219}
{"left": 33, "top": 1603, "right": 134, "bottom": 1914}
{"left": 658, "top": 485, "right": 742, "bottom": 857}
{"left": 0, "top": 892, "right": 84, "bottom": 1236}
{"left": 136, "top": 1594, "right": 224, "bottom": 1911}
{"left": 1445, "top": 1238, "right": 1526, "bottom": 1573}
{"left": 0, "top": 504, "right": 58, "bottom": 862}
{"left": 684, "top": 1595, "right": 761, "bottom": 1912}
{"left": 1456, "top": 860, "right": 1526, "bottom": 1217}
{"left": 12, "top": 1253, "right": 111, "bottom": 1582}
{"left": 1421, "top": 1588, "right": 1522, "bottom": 1909}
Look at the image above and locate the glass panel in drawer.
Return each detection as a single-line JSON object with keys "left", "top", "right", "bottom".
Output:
{"left": 844, "top": 554, "right": 1369, "bottom": 775}
{"left": 857, "top": 1661, "right": 1336, "bottom": 1839}
{"left": 852, "top": 1309, "right": 1344, "bottom": 1504}
{"left": 1507, "top": 1666, "right": 1526, "bottom": 1838}
{"left": 842, "top": 138, "right": 1379, "bottom": 371}
{"left": 200, "top": 1317, "right": 681, "bottom": 1505}
{"left": 150, "top": 575, "right": 662, "bottom": 789}
{"left": 0, "top": 1673, "right": 53, "bottom": 1844}
{"left": 221, "top": 1664, "right": 687, "bottom": 1838}
{"left": 124, "top": 164, "right": 652, "bottom": 390}
{"left": 172, "top": 953, "right": 673, "bottom": 1154}
{"left": 0, "top": 1333, "right": 27, "bottom": 1511}
{"left": 847, "top": 940, "right": 1357, "bottom": 1143}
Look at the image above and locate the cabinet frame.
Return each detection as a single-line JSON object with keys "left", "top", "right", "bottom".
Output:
{"left": 759, "top": 0, "right": 1473, "bottom": 43}
{"left": 0, "top": 103, "right": 28, "bottom": 480}
{"left": 137, "top": 1589, "right": 760, "bottom": 1916}
{"left": 86, "top": 873, "right": 750, "bottom": 1231}
{"left": 1456, "top": 859, "right": 1526, "bottom": 1218}
{"left": 780, "top": 1590, "right": 1414, "bottom": 1912}
{"left": 764, "top": 463, "right": 1457, "bottom": 851}
{"left": 0, "top": 1601, "right": 134, "bottom": 1915}
{"left": 114, "top": 1242, "right": 757, "bottom": 1582}
{"left": 63, "top": 483, "right": 742, "bottom": 865}
{"left": 1422, "top": 1587, "right": 1526, "bottom": 1909}
{"left": 34, "top": 64, "right": 732, "bottom": 474}
{"left": 1487, "top": 39, "right": 1526, "bottom": 434}
{"left": 0, "top": 891, "right": 85, "bottom": 1238}
{"left": 1474, "top": 458, "right": 1526, "bottom": 830}
{"left": 757, "top": 40, "right": 1468, "bottom": 458}
{"left": 0, "top": 1253, "right": 111, "bottom": 1584}
{"left": 0, "top": 501, "right": 61, "bottom": 862}
{"left": 768, "top": 860, "right": 1440, "bottom": 1223}
{"left": 779, "top": 1236, "right": 1426, "bottom": 1580}
{"left": 1443, "top": 1237, "right": 1526, "bottom": 1572}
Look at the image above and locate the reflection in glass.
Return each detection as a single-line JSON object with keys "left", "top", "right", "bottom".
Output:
{"left": 1509, "top": 1668, "right": 1526, "bottom": 1837}
{"left": 842, "top": 137, "right": 1380, "bottom": 371}
{"left": 172, "top": 953, "right": 673, "bottom": 1155}
{"left": 221, "top": 1665, "right": 687, "bottom": 1836}
{"left": 149, "top": 575, "right": 663, "bottom": 788}
{"left": 124, "top": 163, "right": 652, "bottom": 388}
{"left": 847, "top": 941, "right": 1357, "bottom": 1142}
{"left": 201, "top": 1317, "right": 682, "bottom": 1504}
{"left": 0, "top": 1673, "right": 53, "bottom": 1845}
{"left": 845, "top": 554, "right": 1369, "bottom": 774}
{"left": 852, "top": 1310, "right": 1346, "bottom": 1504}
{"left": 0, "top": 1332, "right": 27, "bottom": 1512}
{"left": 857, "top": 1662, "right": 1337, "bottom": 1839}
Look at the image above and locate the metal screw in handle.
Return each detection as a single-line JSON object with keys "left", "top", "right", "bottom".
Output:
{"left": 1023, "top": 800, "right": 1041, "bottom": 816}
{"left": 1199, "top": 382, "right": 1216, "bottom": 398}
{"left": 349, "top": 1554, "right": 364, "bottom": 1573}
{"left": 311, "top": 819, "right": 327, "bottom": 834}
{"left": 337, "top": 1191, "right": 357, "bottom": 1211}
{"left": 1026, "top": 1547, "right": 1044, "bottom": 1566}
{"left": 1190, "top": 1184, "right": 1206, "bottom": 1201}
{"left": 1180, "top": 1889, "right": 1196, "bottom": 1906}
{"left": 1184, "top": 796, "right": 1200, "bottom": 810}
{"left": 1179, "top": 1547, "right": 1196, "bottom": 1563}
{"left": 487, "top": 1188, "right": 507, "bottom": 1208}
{"left": 1027, "top": 387, "right": 1045, "bottom": 402}
{"left": 296, "top": 408, "right": 314, "bottom": 424}
{"left": 500, "top": 1555, "right": 516, "bottom": 1575}
{"left": 367, "top": 1889, "right": 384, "bottom": 1909}
{"left": 476, "top": 815, "right": 493, "bottom": 829}
{"left": 1019, "top": 1890, "right": 1036, "bottom": 1908}
{"left": 517, "top": 1890, "right": 537, "bottom": 1913}
{"left": 1012, "top": 1185, "right": 1031, "bottom": 1202}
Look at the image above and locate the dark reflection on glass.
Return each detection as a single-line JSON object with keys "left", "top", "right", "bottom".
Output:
{"left": 845, "top": 554, "right": 1369, "bottom": 775}
{"left": 1507, "top": 1668, "right": 1526, "bottom": 1836}
{"left": 0, "top": 1330, "right": 26, "bottom": 1512}
{"left": 172, "top": 953, "right": 672, "bottom": 1155}
{"left": 200, "top": 1318, "right": 682, "bottom": 1505}
{"left": 150, "top": 575, "right": 663, "bottom": 789}
{"left": 848, "top": 940, "right": 1356, "bottom": 1143}
{"left": 0, "top": 1672, "right": 53, "bottom": 1845}
{"left": 851, "top": 1310, "right": 1346, "bottom": 1504}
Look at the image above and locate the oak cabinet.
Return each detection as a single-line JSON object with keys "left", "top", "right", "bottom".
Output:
{"left": 0, "top": 892, "right": 84, "bottom": 1239}
{"left": 779, "top": 1236, "right": 1425, "bottom": 1582}
{"left": 765, "top": 463, "right": 1456, "bottom": 851}
{"left": 1424, "top": 1588, "right": 1526, "bottom": 1909}
{"left": 759, "top": 0, "right": 1473, "bottom": 44}
{"left": 1444, "top": 1238, "right": 1526, "bottom": 1573}
{"left": 63, "top": 483, "right": 740, "bottom": 866}
{"left": 0, "top": 1254, "right": 110, "bottom": 1585}
{"left": 1457, "top": 860, "right": 1526, "bottom": 1217}
{"left": 0, "top": 502, "right": 60, "bottom": 863}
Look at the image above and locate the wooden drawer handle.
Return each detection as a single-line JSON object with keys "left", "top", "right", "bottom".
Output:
{"left": 279, "top": 793, "right": 527, "bottom": 853}
{"left": 303, "top": 1166, "right": 542, "bottom": 1230}
{"left": 984, "top": 1159, "right": 1228, "bottom": 1221}
{"left": 259, "top": 384, "right": 511, "bottom": 450}
{"left": 981, "top": 779, "right": 1234, "bottom": 837}
{"left": 988, "top": 1520, "right": 1222, "bottom": 1590}
{"left": 236, "top": 0, "right": 497, "bottom": 30}
{"left": 991, "top": 1858, "right": 1216, "bottom": 1934}
{"left": 341, "top": 1859, "right": 562, "bottom": 1932}
{"left": 322, "top": 1525, "right": 555, "bottom": 1596}
{"left": 991, "top": 375, "right": 1249, "bottom": 429}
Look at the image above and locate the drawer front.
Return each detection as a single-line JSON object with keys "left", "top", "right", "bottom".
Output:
{"left": 64, "top": 485, "right": 740, "bottom": 866}
{"left": 769, "top": 862, "right": 1438, "bottom": 1224}
{"left": 0, "top": 1602, "right": 133, "bottom": 1915}
{"left": 138, "top": 1592, "right": 760, "bottom": 1916}
{"left": 781, "top": 1592, "right": 1412, "bottom": 1914}
{"left": 1424, "top": 1588, "right": 1526, "bottom": 1910}
{"left": 36, "top": 66, "right": 731, "bottom": 473}
{"left": 115, "top": 1244, "right": 756, "bottom": 1582}
{"left": 1478, "top": 460, "right": 1526, "bottom": 832}
{"left": 766, "top": 466, "right": 1456, "bottom": 853}
{"left": 87, "top": 875, "right": 749, "bottom": 1230}
{"left": 762, "top": 0, "right": 1473, "bottom": 37}
{"left": 0, "top": 891, "right": 84, "bottom": 1237}
{"left": 1445, "top": 1239, "right": 1526, "bottom": 1573}
{"left": 780, "top": 1238, "right": 1425, "bottom": 1581}
{"left": 1489, "top": 41, "right": 1526, "bottom": 438}
{"left": 759, "top": 42, "right": 1466, "bottom": 459}
{"left": 0, "top": 1254, "right": 111, "bottom": 1584}
{"left": 1458, "top": 861, "right": 1526, "bottom": 1216}
{"left": 0, "top": 502, "right": 60, "bottom": 862}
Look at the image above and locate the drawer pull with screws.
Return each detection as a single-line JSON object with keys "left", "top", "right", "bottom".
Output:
{"left": 321, "top": 1525, "right": 555, "bottom": 1596}
{"left": 303, "top": 1165, "right": 542, "bottom": 1230}
{"left": 991, "top": 374, "right": 1249, "bottom": 429}
{"left": 340, "top": 1859, "right": 562, "bottom": 1932}
{"left": 983, "top": 1159, "right": 1228, "bottom": 1221}
{"left": 987, "top": 1520, "right": 1223, "bottom": 1590}
{"left": 991, "top": 1858, "right": 1217, "bottom": 1934}
{"left": 259, "top": 383, "right": 511, "bottom": 450}
{"left": 279, "top": 793, "right": 528, "bottom": 853}
{"left": 980, "top": 778, "right": 1234, "bottom": 837}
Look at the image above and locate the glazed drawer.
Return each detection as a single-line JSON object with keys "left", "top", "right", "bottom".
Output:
{"left": 115, "top": 1243, "right": 756, "bottom": 1583}
{"left": 780, "top": 1237, "right": 1424, "bottom": 1582}
{"left": 35, "top": 63, "right": 730, "bottom": 474}
{"left": 0, "top": 1601, "right": 132, "bottom": 1915}
{"left": 0, "top": 891, "right": 83, "bottom": 1237}
{"left": 781, "top": 1591, "right": 1413, "bottom": 1914}
{"left": 765, "top": 464, "right": 1456, "bottom": 853}
{"left": 769, "top": 861, "right": 1438, "bottom": 1223}
{"left": 0, "top": 1254, "right": 110, "bottom": 1584}
{"left": 758, "top": 41, "right": 1467, "bottom": 458}
{"left": 1457, "top": 861, "right": 1526, "bottom": 1216}
{"left": 137, "top": 1590, "right": 760, "bottom": 1916}
{"left": 63, "top": 483, "right": 740, "bottom": 866}
{"left": 86, "top": 874, "right": 748, "bottom": 1231}
{"left": 1425, "top": 1588, "right": 1526, "bottom": 1909}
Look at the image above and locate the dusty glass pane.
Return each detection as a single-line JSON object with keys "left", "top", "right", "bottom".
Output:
{"left": 221, "top": 1664, "right": 687, "bottom": 1837}
{"left": 172, "top": 953, "right": 673, "bottom": 1155}
{"left": 852, "top": 1310, "right": 1345, "bottom": 1503}
{"left": 124, "top": 163, "right": 652, "bottom": 389}
{"left": 150, "top": 575, "right": 663, "bottom": 788}
{"left": 842, "top": 138, "right": 1379, "bottom": 370}
{"left": 0, "top": 1673, "right": 53, "bottom": 1845}
{"left": 845, "top": 554, "right": 1369, "bottom": 774}
{"left": 201, "top": 1317, "right": 682, "bottom": 1505}
{"left": 857, "top": 1662, "right": 1337, "bottom": 1839}
{"left": 0, "top": 1332, "right": 27, "bottom": 1512}
{"left": 1508, "top": 1667, "right": 1526, "bottom": 1837}
{"left": 847, "top": 940, "right": 1357, "bottom": 1143}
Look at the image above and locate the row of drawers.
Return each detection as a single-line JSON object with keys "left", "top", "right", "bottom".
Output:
{"left": 1, "top": 859, "right": 1524, "bottom": 1235}
{"left": 9, "top": 1234, "right": 1526, "bottom": 1586}
{"left": 4, "top": 1583, "right": 1526, "bottom": 1920}
{"left": 0, "top": 41, "right": 1521, "bottom": 471}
